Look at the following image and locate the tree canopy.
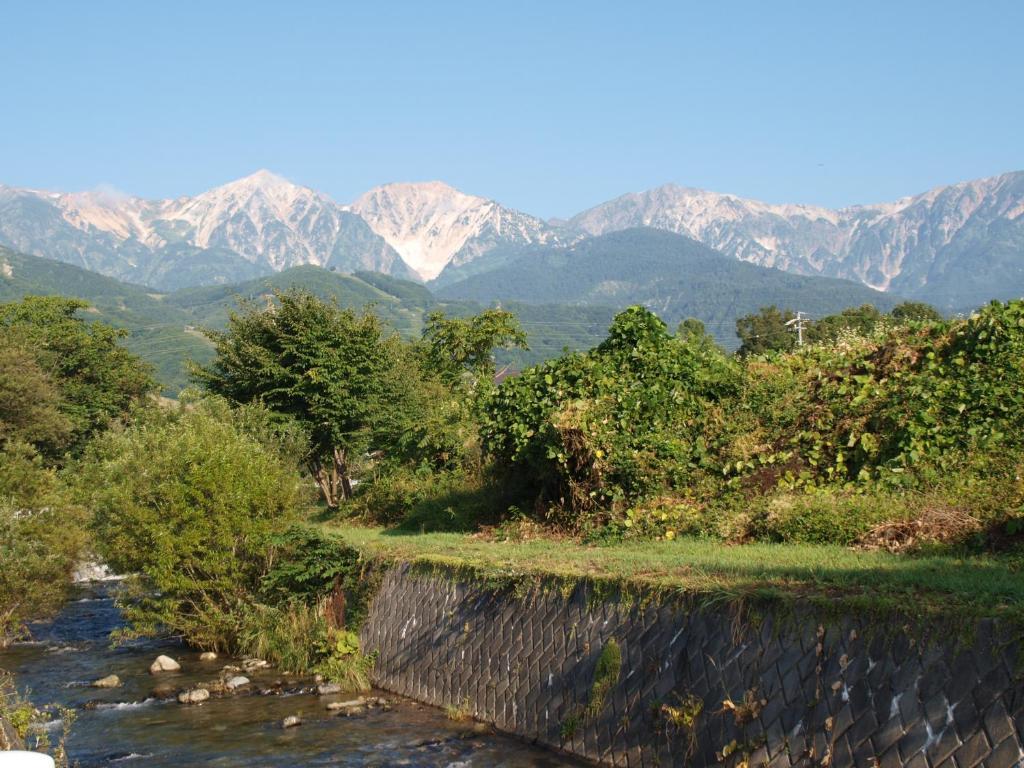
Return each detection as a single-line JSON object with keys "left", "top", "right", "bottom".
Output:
{"left": 0, "top": 296, "right": 155, "bottom": 456}
{"left": 422, "top": 308, "right": 527, "bottom": 387}
{"left": 194, "top": 290, "right": 413, "bottom": 506}
{"left": 735, "top": 305, "right": 797, "bottom": 356}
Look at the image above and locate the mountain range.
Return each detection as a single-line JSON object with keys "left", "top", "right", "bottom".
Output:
{"left": 1, "top": 169, "right": 1021, "bottom": 311}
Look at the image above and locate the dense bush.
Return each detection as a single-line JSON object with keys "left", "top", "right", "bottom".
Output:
{"left": 480, "top": 301, "right": 1024, "bottom": 546}
{"left": 0, "top": 444, "right": 87, "bottom": 642}
{"left": 481, "top": 307, "right": 739, "bottom": 529}
{"left": 81, "top": 398, "right": 308, "bottom": 649}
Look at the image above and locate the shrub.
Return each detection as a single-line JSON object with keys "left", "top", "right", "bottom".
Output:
{"left": 481, "top": 307, "right": 739, "bottom": 529}
{"left": 81, "top": 398, "right": 308, "bottom": 649}
{"left": 748, "top": 491, "right": 901, "bottom": 546}
{"left": 0, "top": 444, "right": 86, "bottom": 642}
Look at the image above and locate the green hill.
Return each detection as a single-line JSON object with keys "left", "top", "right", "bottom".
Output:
{"left": 0, "top": 249, "right": 617, "bottom": 392}
{"left": 0, "top": 245, "right": 214, "bottom": 391}
{"left": 436, "top": 228, "right": 903, "bottom": 347}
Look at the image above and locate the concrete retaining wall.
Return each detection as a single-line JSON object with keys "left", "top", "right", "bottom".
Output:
{"left": 360, "top": 564, "right": 1024, "bottom": 767}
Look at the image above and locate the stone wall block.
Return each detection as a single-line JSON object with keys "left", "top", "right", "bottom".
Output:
{"left": 358, "top": 568, "right": 1024, "bottom": 767}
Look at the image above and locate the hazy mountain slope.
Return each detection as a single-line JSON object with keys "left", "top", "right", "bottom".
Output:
{"left": 569, "top": 172, "right": 1024, "bottom": 310}
{"left": 164, "top": 266, "right": 615, "bottom": 363}
{"left": 436, "top": 228, "right": 901, "bottom": 347}
{"left": 0, "top": 172, "right": 416, "bottom": 290}
{"left": 348, "top": 181, "right": 569, "bottom": 280}
{"left": 0, "top": 245, "right": 213, "bottom": 389}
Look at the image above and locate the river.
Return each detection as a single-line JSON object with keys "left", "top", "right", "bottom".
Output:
{"left": 0, "top": 583, "right": 586, "bottom": 767}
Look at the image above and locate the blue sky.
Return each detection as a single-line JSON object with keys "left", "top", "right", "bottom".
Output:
{"left": 1, "top": 0, "right": 1021, "bottom": 217}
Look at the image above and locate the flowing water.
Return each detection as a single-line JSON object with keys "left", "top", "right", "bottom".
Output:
{"left": 0, "top": 584, "right": 586, "bottom": 767}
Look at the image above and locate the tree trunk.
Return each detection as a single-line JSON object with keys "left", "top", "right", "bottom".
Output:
{"left": 309, "top": 457, "right": 338, "bottom": 508}
{"left": 309, "top": 447, "right": 353, "bottom": 507}
{"left": 334, "top": 446, "right": 353, "bottom": 501}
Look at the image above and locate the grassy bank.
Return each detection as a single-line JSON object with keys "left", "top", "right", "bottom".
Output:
{"left": 329, "top": 523, "right": 1024, "bottom": 625}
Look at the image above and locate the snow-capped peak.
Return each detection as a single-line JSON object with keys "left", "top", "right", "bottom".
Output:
{"left": 348, "top": 181, "right": 558, "bottom": 280}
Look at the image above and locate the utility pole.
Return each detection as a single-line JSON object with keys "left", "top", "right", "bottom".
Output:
{"left": 785, "top": 311, "right": 808, "bottom": 347}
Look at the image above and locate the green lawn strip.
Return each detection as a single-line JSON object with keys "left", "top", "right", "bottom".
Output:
{"left": 327, "top": 524, "right": 1024, "bottom": 626}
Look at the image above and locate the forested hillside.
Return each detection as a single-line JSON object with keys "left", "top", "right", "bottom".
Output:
{"left": 436, "top": 229, "right": 902, "bottom": 341}
{"left": 0, "top": 248, "right": 616, "bottom": 391}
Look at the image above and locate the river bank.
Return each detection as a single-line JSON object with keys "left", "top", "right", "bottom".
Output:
{"left": 333, "top": 529, "right": 1024, "bottom": 768}
{"left": 0, "top": 582, "right": 586, "bottom": 767}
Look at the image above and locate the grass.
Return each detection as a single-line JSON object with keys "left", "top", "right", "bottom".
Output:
{"left": 326, "top": 523, "right": 1024, "bottom": 624}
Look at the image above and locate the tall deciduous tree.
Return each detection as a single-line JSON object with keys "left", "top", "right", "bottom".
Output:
{"left": 422, "top": 308, "right": 527, "bottom": 388}
{"left": 735, "top": 305, "right": 797, "bottom": 356}
{"left": 194, "top": 291, "right": 407, "bottom": 507}
{"left": 0, "top": 296, "right": 155, "bottom": 456}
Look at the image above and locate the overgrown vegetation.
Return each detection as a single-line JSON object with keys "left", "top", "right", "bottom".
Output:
{"left": 4, "top": 284, "right": 1024, "bottom": 734}
{"left": 474, "top": 300, "right": 1024, "bottom": 559}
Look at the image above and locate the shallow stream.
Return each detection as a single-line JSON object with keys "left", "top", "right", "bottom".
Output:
{"left": 0, "top": 583, "right": 585, "bottom": 767}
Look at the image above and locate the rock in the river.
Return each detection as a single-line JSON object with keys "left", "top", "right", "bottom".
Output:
{"left": 225, "top": 675, "right": 250, "bottom": 691}
{"left": 91, "top": 674, "right": 121, "bottom": 688}
{"left": 199, "top": 651, "right": 218, "bottom": 661}
{"left": 241, "top": 658, "right": 269, "bottom": 672}
{"left": 152, "top": 683, "right": 178, "bottom": 700}
{"left": 282, "top": 715, "right": 302, "bottom": 728}
{"left": 326, "top": 696, "right": 366, "bottom": 712}
{"left": 177, "top": 688, "right": 210, "bottom": 705}
{"left": 316, "top": 682, "right": 343, "bottom": 695}
{"left": 150, "top": 655, "right": 181, "bottom": 674}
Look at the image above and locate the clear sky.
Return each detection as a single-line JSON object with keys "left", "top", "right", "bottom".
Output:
{"left": 1, "top": 0, "right": 1021, "bottom": 218}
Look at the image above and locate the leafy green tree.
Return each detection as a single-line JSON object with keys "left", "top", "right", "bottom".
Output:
{"left": 890, "top": 300, "right": 943, "bottom": 323}
{"left": 0, "top": 443, "right": 86, "bottom": 641}
{"left": 194, "top": 290, "right": 411, "bottom": 506}
{"left": 481, "top": 306, "right": 739, "bottom": 525}
{"left": 0, "top": 296, "right": 155, "bottom": 455}
{"left": 806, "top": 304, "right": 882, "bottom": 344}
{"left": 735, "top": 306, "right": 796, "bottom": 356}
{"left": 81, "top": 398, "right": 306, "bottom": 649}
{"left": 422, "top": 308, "right": 527, "bottom": 388}
{"left": 676, "top": 317, "right": 721, "bottom": 351}
{"left": 0, "top": 341, "right": 72, "bottom": 457}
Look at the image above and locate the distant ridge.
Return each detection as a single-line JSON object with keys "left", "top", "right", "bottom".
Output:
{"left": 435, "top": 228, "right": 902, "bottom": 336}
{"left": 1, "top": 169, "right": 1022, "bottom": 310}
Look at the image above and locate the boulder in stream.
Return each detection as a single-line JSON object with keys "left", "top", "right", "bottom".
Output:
{"left": 282, "top": 715, "right": 302, "bottom": 728}
{"left": 316, "top": 682, "right": 343, "bottom": 695}
{"left": 149, "top": 655, "right": 181, "bottom": 674}
{"left": 177, "top": 688, "right": 210, "bottom": 705}
{"left": 91, "top": 674, "right": 121, "bottom": 688}
{"left": 225, "top": 675, "right": 250, "bottom": 691}
{"left": 199, "top": 651, "right": 218, "bottom": 661}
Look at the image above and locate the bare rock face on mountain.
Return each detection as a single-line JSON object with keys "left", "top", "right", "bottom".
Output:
{"left": 568, "top": 172, "right": 1024, "bottom": 310}
{"left": 0, "top": 171, "right": 415, "bottom": 290}
{"left": 0, "top": 169, "right": 1021, "bottom": 309}
{"left": 347, "top": 181, "right": 569, "bottom": 281}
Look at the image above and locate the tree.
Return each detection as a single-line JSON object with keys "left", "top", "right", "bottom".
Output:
{"left": 890, "top": 301, "right": 943, "bottom": 323}
{"left": 0, "top": 296, "right": 155, "bottom": 455}
{"left": 82, "top": 399, "right": 305, "bottom": 648}
{"left": 676, "top": 317, "right": 720, "bottom": 351}
{"left": 422, "top": 308, "right": 527, "bottom": 388}
{"left": 194, "top": 290, "right": 409, "bottom": 507}
{"left": 806, "top": 304, "right": 882, "bottom": 344}
{"left": 0, "top": 341, "right": 72, "bottom": 457}
{"left": 735, "top": 306, "right": 796, "bottom": 356}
